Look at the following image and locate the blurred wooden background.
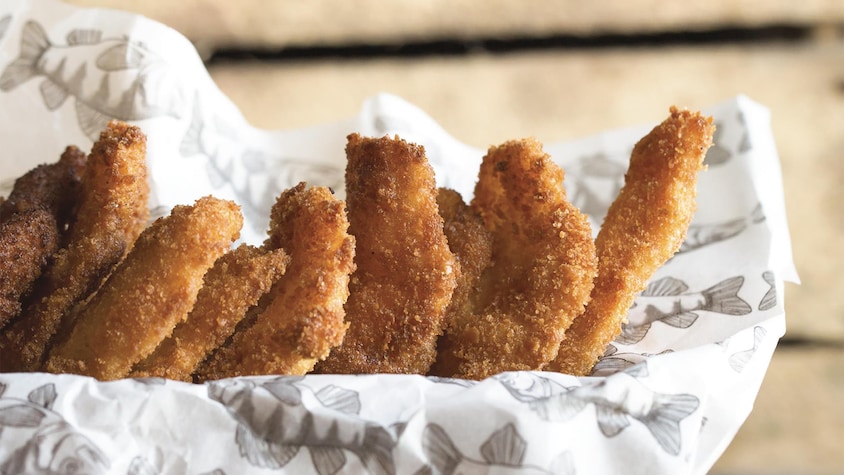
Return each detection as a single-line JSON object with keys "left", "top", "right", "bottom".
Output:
{"left": 68, "top": 1, "right": 844, "bottom": 473}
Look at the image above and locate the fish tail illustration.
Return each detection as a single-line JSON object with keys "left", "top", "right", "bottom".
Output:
{"left": 702, "top": 276, "right": 752, "bottom": 315}
{"left": 0, "top": 20, "right": 50, "bottom": 91}
{"left": 421, "top": 424, "right": 463, "bottom": 475}
{"left": 749, "top": 203, "right": 766, "bottom": 224}
{"left": 357, "top": 424, "right": 397, "bottom": 475}
{"left": 640, "top": 393, "right": 699, "bottom": 455}
{"left": 180, "top": 92, "right": 205, "bottom": 157}
{"left": 616, "top": 322, "right": 651, "bottom": 345}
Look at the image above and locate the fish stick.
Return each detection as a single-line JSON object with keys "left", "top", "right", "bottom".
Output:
{"left": 430, "top": 139, "right": 597, "bottom": 380}
{"left": 0, "top": 147, "right": 85, "bottom": 328}
{"left": 195, "top": 183, "right": 354, "bottom": 380}
{"left": 0, "top": 122, "right": 148, "bottom": 372}
{"left": 130, "top": 244, "right": 289, "bottom": 381}
{"left": 0, "top": 145, "right": 86, "bottom": 227}
{"left": 0, "top": 210, "right": 60, "bottom": 329}
{"left": 44, "top": 196, "right": 242, "bottom": 380}
{"left": 549, "top": 107, "right": 713, "bottom": 376}
{"left": 316, "top": 135, "right": 457, "bottom": 375}
{"left": 435, "top": 188, "right": 494, "bottom": 325}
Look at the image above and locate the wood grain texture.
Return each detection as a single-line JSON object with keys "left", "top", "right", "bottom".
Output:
{"left": 712, "top": 346, "right": 844, "bottom": 473}
{"left": 67, "top": 1, "right": 844, "bottom": 50}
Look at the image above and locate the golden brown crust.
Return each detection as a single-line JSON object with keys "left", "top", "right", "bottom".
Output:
{"left": 431, "top": 139, "right": 597, "bottom": 379}
{"left": 0, "top": 122, "right": 148, "bottom": 372}
{"left": 195, "top": 183, "right": 354, "bottom": 380}
{"left": 549, "top": 107, "right": 714, "bottom": 376}
{"left": 44, "top": 196, "right": 242, "bottom": 380}
{"left": 130, "top": 244, "right": 289, "bottom": 381}
{"left": 316, "top": 134, "right": 457, "bottom": 374}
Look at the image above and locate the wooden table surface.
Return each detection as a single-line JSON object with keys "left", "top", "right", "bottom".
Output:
{"left": 67, "top": 2, "right": 844, "bottom": 473}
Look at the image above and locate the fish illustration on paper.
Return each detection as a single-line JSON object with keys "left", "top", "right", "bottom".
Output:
{"left": 736, "top": 111, "right": 752, "bottom": 153}
{"left": 591, "top": 344, "right": 671, "bottom": 376}
{"left": 759, "top": 271, "right": 777, "bottom": 311}
{"left": 678, "top": 203, "right": 765, "bottom": 254}
{"left": 0, "top": 15, "right": 11, "bottom": 41}
{"left": 0, "top": 382, "right": 110, "bottom": 474}
{"left": 617, "top": 276, "right": 752, "bottom": 345}
{"left": 703, "top": 121, "right": 731, "bottom": 166}
{"left": 417, "top": 423, "right": 574, "bottom": 475}
{"left": 729, "top": 326, "right": 768, "bottom": 372}
{"left": 497, "top": 370, "right": 699, "bottom": 456}
{"left": 566, "top": 152, "right": 627, "bottom": 226}
{"left": 208, "top": 376, "right": 397, "bottom": 475}
{"left": 424, "top": 375, "right": 478, "bottom": 389}
{"left": 0, "top": 20, "right": 190, "bottom": 139}
{"left": 181, "top": 101, "right": 344, "bottom": 236}
{"left": 127, "top": 453, "right": 226, "bottom": 475}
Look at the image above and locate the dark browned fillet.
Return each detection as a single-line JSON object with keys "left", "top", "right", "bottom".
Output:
{"left": 0, "top": 210, "right": 60, "bottom": 329}
{"left": 0, "top": 145, "right": 86, "bottom": 228}
{"left": 0, "top": 147, "right": 86, "bottom": 330}
{"left": 0, "top": 121, "right": 149, "bottom": 372}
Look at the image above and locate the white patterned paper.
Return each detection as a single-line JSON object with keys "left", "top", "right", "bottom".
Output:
{"left": 0, "top": 1, "right": 797, "bottom": 474}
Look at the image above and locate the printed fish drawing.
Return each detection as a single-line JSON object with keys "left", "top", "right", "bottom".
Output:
{"left": 126, "top": 452, "right": 226, "bottom": 475}
{"left": 0, "top": 383, "right": 110, "bottom": 474}
{"left": 567, "top": 152, "right": 626, "bottom": 226}
{"left": 678, "top": 203, "right": 765, "bottom": 254}
{"left": 497, "top": 370, "right": 699, "bottom": 456}
{"left": 418, "top": 423, "right": 574, "bottom": 475}
{"left": 0, "top": 15, "right": 11, "bottom": 41}
{"left": 591, "top": 344, "right": 671, "bottom": 376}
{"left": 703, "top": 122, "right": 731, "bottom": 166}
{"left": 425, "top": 375, "right": 478, "bottom": 389}
{"left": 208, "top": 376, "right": 397, "bottom": 475}
{"left": 180, "top": 101, "right": 344, "bottom": 236}
{"left": 736, "top": 111, "right": 752, "bottom": 153}
{"left": 759, "top": 271, "right": 777, "bottom": 311}
{"left": 729, "top": 326, "right": 767, "bottom": 373}
{"left": 617, "top": 276, "right": 752, "bottom": 345}
{"left": 0, "top": 20, "right": 190, "bottom": 139}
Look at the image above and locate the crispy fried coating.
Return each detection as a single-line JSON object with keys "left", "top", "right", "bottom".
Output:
{"left": 549, "top": 107, "right": 713, "bottom": 376}
{"left": 195, "top": 183, "right": 354, "bottom": 380}
{"left": 0, "top": 147, "right": 85, "bottom": 329}
{"left": 0, "top": 123, "right": 148, "bottom": 372}
{"left": 0, "top": 145, "right": 86, "bottom": 228}
{"left": 435, "top": 188, "right": 494, "bottom": 324}
{"left": 130, "top": 244, "right": 289, "bottom": 381}
{"left": 0, "top": 210, "right": 60, "bottom": 329}
{"left": 430, "top": 139, "right": 597, "bottom": 380}
{"left": 44, "top": 196, "right": 242, "bottom": 380}
{"left": 316, "top": 134, "right": 457, "bottom": 375}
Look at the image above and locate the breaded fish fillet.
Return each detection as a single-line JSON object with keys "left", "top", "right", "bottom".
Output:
{"left": 0, "top": 147, "right": 85, "bottom": 328}
{"left": 130, "top": 244, "right": 289, "bottom": 381}
{"left": 0, "top": 210, "right": 60, "bottom": 329}
{"left": 316, "top": 135, "right": 457, "bottom": 374}
{"left": 0, "top": 122, "right": 148, "bottom": 372}
{"left": 0, "top": 145, "right": 85, "bottom": 229}
{"left": 549, "top": 107, "right": 713, "bottom": 376}
{"left": 44, "top": 196, "right": 242, "bottom": 380}
{"left": 195, "top": 183, "right": 354, "bottom": 380}
{"left": 430, "top": 139, "right": 597, "bottom": 379}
